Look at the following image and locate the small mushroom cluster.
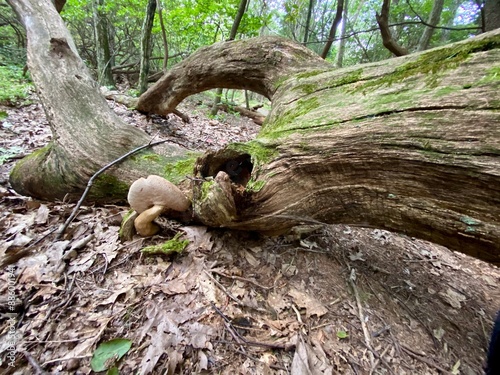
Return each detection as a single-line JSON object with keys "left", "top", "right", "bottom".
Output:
{"left": 127, "top": 175, "right": 190, "bottom": 236}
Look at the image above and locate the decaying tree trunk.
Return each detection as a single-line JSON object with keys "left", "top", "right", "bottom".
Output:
{"left": 7, "top": 0, "right": 500, "bottom": 264}
{"left": 7, "top": 0, "right": 189, "bottom": 202}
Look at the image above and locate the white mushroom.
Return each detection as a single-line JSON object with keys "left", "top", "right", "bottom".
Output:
{"left": 127, "top": 175, "right": 190, "bottom": 236}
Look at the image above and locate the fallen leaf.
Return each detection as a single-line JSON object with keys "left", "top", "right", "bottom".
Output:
{"left": 288, "top": 287, "right": 328, "bottom": 318}
{"left": 34, "top": 204, "right": 50, "bottom": 224}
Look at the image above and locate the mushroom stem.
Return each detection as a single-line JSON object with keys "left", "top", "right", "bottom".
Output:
{"left": 134, "top": 205, "right": 165, "bottom": 237}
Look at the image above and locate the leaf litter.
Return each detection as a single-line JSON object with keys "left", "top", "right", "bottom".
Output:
{"left": 0, "top": 94, "right": 499, "bottom": 374}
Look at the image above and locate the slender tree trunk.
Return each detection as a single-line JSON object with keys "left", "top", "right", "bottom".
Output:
{"left": 244, "top": 89, "right": 249, "bottom": 109}
{"left": 92, "top": 0, "right": 115, "bottom": 87}
{"left": 138, "top": 0, "right": 156, "bottom": 94}
{"left": 229, "top": 0, "right": 247, "bottom": 39}
{"left": 485, "top": 0, "right": 500, "bottom": 31}
{"left": 211, "top": 0, "right": 248, "bottom": 116}
{"left": 417, "top": 0, "right": 445, "bottom": 51}
{"left": 335, "top": 0, "right": 348, "bottom": 67}
{"left": 303, "top": 0, "right": 315, "bottom": 44}
{"left": 157, "top": 0, "right": 169, "bottom": 72}
{"left": 320, "top": 0, "right": 344, "bottom": 59}
{"left": 440, "top": 0, "right": 460, "bottom": 43}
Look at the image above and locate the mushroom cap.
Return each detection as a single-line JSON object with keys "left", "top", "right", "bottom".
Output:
{"left": 127, "top": 175, "right": 190, "bottom": 213}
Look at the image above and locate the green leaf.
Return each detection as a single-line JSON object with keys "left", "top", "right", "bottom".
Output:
{"left": 107, "top": 367, "right": 119, "bottom": 375}
{"left": 90, "top": 338, "right": 132, "bottom": 372}
{"left": 336, "top": 330, "right": 349, "bottom": 339}
{"left": 0, "top": 146, "right": 24, "bottom": 166}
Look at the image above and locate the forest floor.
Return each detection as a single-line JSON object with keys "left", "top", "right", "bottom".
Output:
{"left": 0, "top": 93, "right": 499, "bottom": 375}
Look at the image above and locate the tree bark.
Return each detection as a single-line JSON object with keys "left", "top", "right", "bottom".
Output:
{"left": 320, "top": 0, "right": 344, "bottom": 59}
{"left": 485, "top": 0, "right": 500, "bottom": 31}
{"left": 376, "top": 0, "right": 408, "bottom": 56}
{"left": 211, "top": 0, "right": 248, "bottom": 116}
{"left": 137, "top": 36, "right": 331, "bottom": 115}
{"left": 417, "top": 0, "right": 445, "bottom": 52}
{"left": 156, "top": 0, "right": 169, "bottom": 72}
{"left": 7, "top": 0, "right": 500, "bottom": 265}
{"left": 303, "top": 0, "right": 314, "bottom": 44}
{"left": 335, "top": 0, "right": 348, "bottom": 67}
{"left": 138, "top": 0, "right": 156, "bottom": 94}
{"left": 92, "top": 0, "right": 115, "bottom": 87}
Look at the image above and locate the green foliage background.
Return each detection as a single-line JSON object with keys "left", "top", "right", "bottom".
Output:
{"left": 0, "top": 0, "right": 484, "bottom": 103}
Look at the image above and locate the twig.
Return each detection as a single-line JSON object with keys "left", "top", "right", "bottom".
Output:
{"left": 291, "top": 304, "right": 304, "bottom": 325}
{"left": 368, "top": 343, "right": 395, "bottom": 375}
{"left": 349, "top": 268, "right": 375, "bottom": 368}
{"left": 400, "top": 344, "right": 453, "bottom": 375}
{"left": 211, "top": 270, "right": 274, "bottom": 290}
{"left": 204, "top": 271, "right": 267, "bottom": 312}
{"left": 42, "top": 355, "right": 91, "bottom": 366}
{"left": 234, "top": 348, "right": 289, "bottom": 371}
{"left": 25, "top": 336, "right": 97, "bottom": 344}
{"left": 56, "top": 139, "right": 168, "bottom": 239}
{"left": 210, "top": 302, "right": 291, "bottom": 351}
{"left": 21, "top": 351, "right": 46, "bottom": 375}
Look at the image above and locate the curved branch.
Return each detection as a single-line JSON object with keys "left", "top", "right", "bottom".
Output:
{"left": 136, "top": 36, "right": 331, "bottom": 115}
{"left": 376, "top": 0, "right": 409, "bottom": 56}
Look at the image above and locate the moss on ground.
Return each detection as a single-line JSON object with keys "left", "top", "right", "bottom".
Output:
{"left": 141, "top": 233, "right": 189, "bottom": 255}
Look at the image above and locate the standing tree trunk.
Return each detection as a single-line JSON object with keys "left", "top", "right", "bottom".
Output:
{"left": 335, "top": 0, "right": 348, "bottom": 67}
{"left": 92, "top": 0, "right": 115, "bottom": 87}
{"left": 417, "top": 0, "right": 445, "bottom": 51}
{"left": 440, "top": 0, "right": 459, "bottom": 43}
{"left": 157, "top": 0, "right": 169, "bottom": 72}
{"left": 303, "top": 0, "right": 315, "bottom": 44}
{"left": 485, "top": 0, "right": 500, "bottom": 31}
{"left": 7, "top": 0, "right": 500, "bottom": 265}
{"left": 320, "top": 0, "right": 344, "bottom": 59}
{"left": 210, "top": 0, "right": 248, "bottom": 116}
{"left": 138, "top": 0, "right": 157, "bottom": 94}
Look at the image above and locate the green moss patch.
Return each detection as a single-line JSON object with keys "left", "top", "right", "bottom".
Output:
{"left": 92, "top": 173, "right": 130, "bottom": 200}
{"left": 141, "top": 232, "right": 189, "bottom": 255}
{"left": 358, "top": 35, "right": 500, "bottom": 92}
{"left": 163, "top": 154, "right": 199, "bottom": 184}
{"left": 261, "top": 97, "right": 320, "bottom": 139}
{"left": 227, "top": 140, "right": 279, "bottom": 166}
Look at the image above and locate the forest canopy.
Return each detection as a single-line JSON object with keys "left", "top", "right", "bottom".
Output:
{"left": 0, "top": 0, "right": 491, "bottom": 84}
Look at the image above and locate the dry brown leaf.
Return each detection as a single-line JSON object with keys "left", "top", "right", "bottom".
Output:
{"left": 34, "top": 204, "right": 50, "bottom": 224}
{"left": 288, "top": 287, "right": 328, "bottom": 318}
{"left": 440, "top": 288, "right": 466, "bottom": 309}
